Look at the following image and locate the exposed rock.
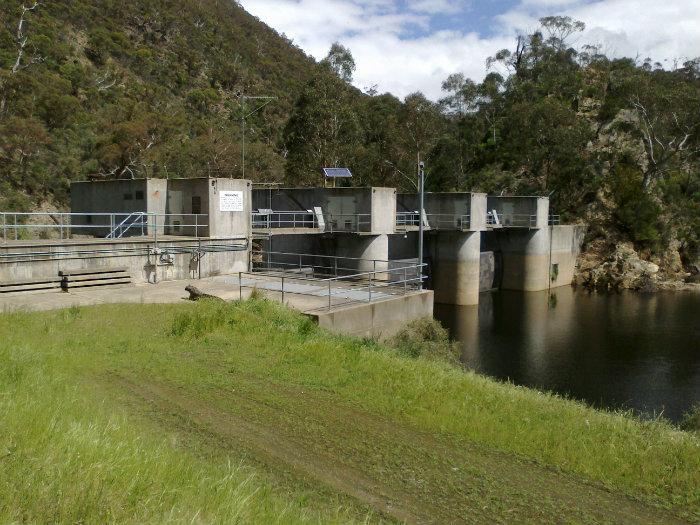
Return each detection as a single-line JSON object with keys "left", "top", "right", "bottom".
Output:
{"left": 576, "top": 240, "right": 700, "bottom": 293}
{"left": 576, "top": 242, "right": 662, "bottom": 292}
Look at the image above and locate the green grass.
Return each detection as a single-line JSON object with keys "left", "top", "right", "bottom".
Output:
{"left": 1, "top": 299, "right": 699, "bottom": 524}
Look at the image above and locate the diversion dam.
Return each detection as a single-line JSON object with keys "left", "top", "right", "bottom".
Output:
{"left": 1, "top": 178, "right": 584, "bottom": 337}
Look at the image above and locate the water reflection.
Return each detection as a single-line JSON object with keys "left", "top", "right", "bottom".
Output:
{"left": 435, "top": 288, "right": 700, "bottom": 422}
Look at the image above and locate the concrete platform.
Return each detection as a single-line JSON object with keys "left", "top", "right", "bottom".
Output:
{"left": 0, "top": 274, "right": 433, "bottom": 339}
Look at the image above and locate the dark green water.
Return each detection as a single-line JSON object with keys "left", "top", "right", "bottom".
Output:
{"left": 435, "top": 288, "right": 700, "bottom": 423}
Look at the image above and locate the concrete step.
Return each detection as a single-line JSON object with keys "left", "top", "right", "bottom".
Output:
{"left": 60, "top": 266, "right": 133, "bottom": 291}
{"left": 58, "top": 266, "right": 128, "bottom": 277}
{"left": 0, "top": 276, "right": 63, "bottom": 294}
{"left": 63, "top": 277, "right": 133, "bottom": 289}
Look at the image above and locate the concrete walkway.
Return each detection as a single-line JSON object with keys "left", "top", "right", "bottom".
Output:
{"left": 0, "top": 274, "right": 387, "bottom": 314}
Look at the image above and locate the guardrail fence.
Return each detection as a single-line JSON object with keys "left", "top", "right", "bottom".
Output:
{"left": 0, "top": 212, "right": 208, "bottom": 242}
{"left": 241, "top": 255, "right": 426, "bottom": 310}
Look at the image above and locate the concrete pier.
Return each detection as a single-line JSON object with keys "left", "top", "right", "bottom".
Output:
{"left": 482, "top": 225, "right": 586, "bottom": 292}
{"left": 429, "top": 231, "right": 482, "bottom": 305}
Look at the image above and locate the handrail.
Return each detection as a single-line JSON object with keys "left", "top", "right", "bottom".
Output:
{"left": 107, "top": 212, "right": 146, "bottom": 239}
{"left": 487, "top": 213, "right": 537, "bottom": 228}
{"left": 396, "top": 212, "right": 471, "bottom": 230}
{"left": 239, "top": 261, "right": 427, "bottom": 310}
{"left": 1, "top": 211, "right": 208, "bottom": 242}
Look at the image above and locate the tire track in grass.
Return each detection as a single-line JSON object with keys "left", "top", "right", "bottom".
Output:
{"left": 107, "top": 372, "right": 692, "bottom": 525}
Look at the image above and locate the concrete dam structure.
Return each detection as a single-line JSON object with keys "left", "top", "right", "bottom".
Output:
{"left": 1, "top": 178, "right": 584, "bottom": 334}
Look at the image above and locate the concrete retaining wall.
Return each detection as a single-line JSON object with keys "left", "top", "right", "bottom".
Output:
{"left": 309, "top": 290, "right": 434, "bottom": 340}
{"left": 0, "top": 238, "right": 248, "bottom": 284}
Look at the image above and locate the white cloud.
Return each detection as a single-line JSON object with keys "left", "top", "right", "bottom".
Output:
{"left": 238, "top": 0, "right": 700, "bottom": 100}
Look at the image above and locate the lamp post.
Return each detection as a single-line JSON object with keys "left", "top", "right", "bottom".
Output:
{"left": 418, "top": 161, "right": 425, "bottom": 290}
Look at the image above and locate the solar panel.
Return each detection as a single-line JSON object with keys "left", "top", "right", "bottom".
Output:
{"left": 323, "top": 167, "right": 352, "bottom": 178}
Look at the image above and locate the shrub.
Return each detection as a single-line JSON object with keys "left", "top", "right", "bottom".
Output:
{"left": 680, "top": 404, "right": 700, "bottom": 433}
{"left": 387, "top": 317, "right": 461, "bottom": 365}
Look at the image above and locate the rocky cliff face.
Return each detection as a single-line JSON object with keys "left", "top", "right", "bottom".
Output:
{"left": 575, "top": 240, "right": 700, "bottom": 292}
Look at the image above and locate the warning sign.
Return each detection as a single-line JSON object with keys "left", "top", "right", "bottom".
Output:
{"left": 219, "top": 191, "right": 244, "bottom": 212}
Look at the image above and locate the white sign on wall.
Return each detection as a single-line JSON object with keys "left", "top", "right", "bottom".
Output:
{"left": 219, "top": 191, "right": 244, "bottom": 212}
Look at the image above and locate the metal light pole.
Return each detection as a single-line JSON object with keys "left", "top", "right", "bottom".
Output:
{"left": 418, "top": 161, "right": 425, "bottom": 290}
{"left": 237, "top": 94, "right": 276, "bottom": 179}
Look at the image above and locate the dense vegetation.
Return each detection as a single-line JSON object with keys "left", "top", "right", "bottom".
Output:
{"left": 1, "top": 2, "right": 699, "bottom": 261}
{"left": 1, "top": 299, "right": 699, "bottom": 523}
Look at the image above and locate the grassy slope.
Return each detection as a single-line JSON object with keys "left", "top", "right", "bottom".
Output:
{"left": 1, "top": 300, "right": 699, "bottom": 524}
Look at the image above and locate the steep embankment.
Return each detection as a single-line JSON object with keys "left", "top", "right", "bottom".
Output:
{"left": 1, "top": 300, "right": 699, "bottom": 523}
{"left": 0, "top": 0, "right": 319, "bottom": 206}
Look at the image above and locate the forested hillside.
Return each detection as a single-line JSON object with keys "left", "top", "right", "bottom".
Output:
{"left": 0, "top": 0, "right": 320, "bottom": 207}
{"left": 0, "top": 2, "right": 699, "bottom": 275}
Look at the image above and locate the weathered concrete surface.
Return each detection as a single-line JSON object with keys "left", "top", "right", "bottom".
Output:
{"left": 397, "top": 192, "right": 486, "bottom": 231}
{"left": 0, "top": 237, "right": 249, "bottom": 285}
{"left": 550, "top": 225, "right": 586, "bottom": 288}
{"left": 0, "top": 274, "right": 433, "bottom": 340}
{"left": 486, "top": 196, "right": 549, "bottom": 229}
{"left": 310, "top": 290, "right": 434, "bottom": 340}
{"left": 482, "top": 225, "right": 585, "bottom": 291}
{"left": 370, "top": 188, "right": 397, "bottom": 234}
{"left": 252, "top": 187, "right": 396, "bottom": 235}
{"left": 207, "top": 178, "right": 252, "bottom": 239}
{"left": 429, "top": 231, "right": 481, "bottom": 305}
{"left": 72, "top": 177, "right": 252, "bottom": 239}
{"left": 479, "top": 251, "right": 499, "bottom": 292}
{"left": 335, "top": 234, "right": 390, "bottom": 273}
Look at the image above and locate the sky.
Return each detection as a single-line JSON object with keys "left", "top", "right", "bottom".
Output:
{"left": 238, "top": 0, "right": 700, "bottom": 100}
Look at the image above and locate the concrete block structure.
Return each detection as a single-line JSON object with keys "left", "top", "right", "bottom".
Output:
{"left": 253, "top": 186, "right": 396, "bottom": 234}
{"left": 254, "top": 187, "right": 397, "bottom": 273}
{"left": 72, "top": 177, "right": 252, "bottom": 239}
{"left": 393, "top": 193, "right": 488, "bottom": 306}
{"left": 397, "top": 192, "right": 487, "bottom": 231}
{"left": 486, "top": 196, "right": 549, "bottom": 229}
{"left": 0, "top": 177, "right": 254, "bottom": 286}
{"left": 2, "top": 182, "right": 585, "bottom": 309}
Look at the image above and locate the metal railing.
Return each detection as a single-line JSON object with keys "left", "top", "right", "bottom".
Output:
{"left": 238, "top": 260, "right": 427, "bottom": 311}
{"left": 487, "top": 213, "right": 538, "bottom": 228}
{"left": 549, "top": 215, "right": 561, "bottom": 226}
{"left": 396, "top": 212, "right": 471, "bottom": 231}
{"left": 251, "top": 210, "right": 371, "bottom": 233}
{"left": 324, "top": 213, "right": 371, "bottom": 233}
{"left": 253, "top": 250, "right": 416, "bottom": 279}
{"left": 252, "top": 211, "right": 319, "bottom": 230}
{"left": 1, "top": 212, "right": 208, "bottom": 242}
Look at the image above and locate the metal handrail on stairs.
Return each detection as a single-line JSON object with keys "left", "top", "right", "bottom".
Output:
{"left": 106, "top": 212, "right": 147, "bottom": 239}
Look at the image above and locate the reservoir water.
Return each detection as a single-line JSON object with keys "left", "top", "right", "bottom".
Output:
{"left": 434, "top": 288, "right": 700, "bottom": 423}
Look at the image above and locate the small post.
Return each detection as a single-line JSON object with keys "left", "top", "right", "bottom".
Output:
{"left": 154, "top": 214, "right": 158, "bottom": 247}
{"left": 299, "top": 253, "right": 302, "bottom": 272}
{"left": 328, "top": 281, "right": 332, "bottom": 310}
{"left": 404, "top": 266, "right": 407, "bottom": 294}
{"left": 239, "top": 272, "right": 243, "bottom": 301}
{"left": 281, "top": 276, "right": 285, "bottom": 304}
{"left": 14, "top": 214, "right": 18, "bottom": 241}
{"left": 2, "top": 213, "right": 6, "bottom": 243}
{"left": 195, "top": 214, "right": 198, "bottom": 237}
{"left": 368, "top": 273, "right": 373, "bottom": 302}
